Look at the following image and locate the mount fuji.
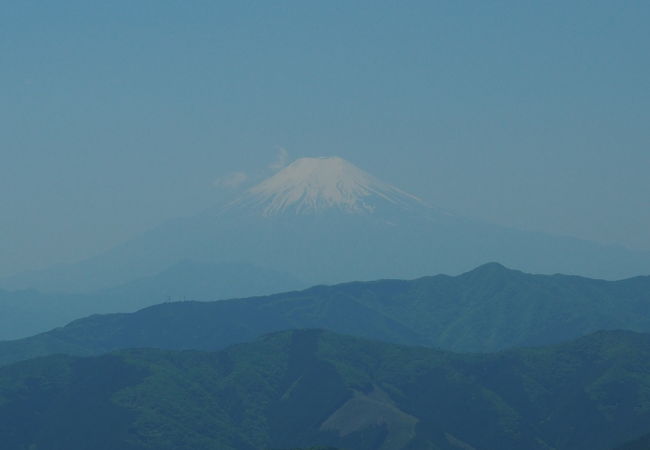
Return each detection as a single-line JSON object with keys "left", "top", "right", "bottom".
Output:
{"left": 3, "top": 156, "right": 650, "bottom": 294}
{"left": 227, "top": 156, "right": 430, "bottom": 216}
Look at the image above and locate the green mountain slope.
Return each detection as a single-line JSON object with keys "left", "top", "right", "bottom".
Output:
{"left": 1, "top": 330, "right": 650, "bottom": 450}
{"left": 2, "top": 263, "right": 650, "bottom": 367}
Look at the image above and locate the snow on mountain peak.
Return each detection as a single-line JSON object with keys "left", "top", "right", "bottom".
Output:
{"left": 232, "top": 156, "right": 426, "bottom": 216}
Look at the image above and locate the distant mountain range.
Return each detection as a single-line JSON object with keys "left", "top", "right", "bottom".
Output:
{"left": 2, "top": 263, "right": 649, "bottom": 367}
{"left": 3, "top": 157, "right": 650, "bottom": 294}
{"left": 0, "top": 261, "right": 304, "bottom": 341}
{"left": 1, "top": 329, "right": 649, "bottom": 450}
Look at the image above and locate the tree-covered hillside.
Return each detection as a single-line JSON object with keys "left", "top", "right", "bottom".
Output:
{"left": 1, "top": 329, "right": 650, "bottom": 450}
{"left": 2, "top": 263, "right": 650, "bottom": 367}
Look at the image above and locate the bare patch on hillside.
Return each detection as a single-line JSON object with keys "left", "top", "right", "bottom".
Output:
{"left": 320, "top": 385, "right": 417, "bottom": 450}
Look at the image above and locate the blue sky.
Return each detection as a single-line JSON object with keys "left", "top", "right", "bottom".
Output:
{"left": 1, "top": 1, "right": 649, "bottom": 277}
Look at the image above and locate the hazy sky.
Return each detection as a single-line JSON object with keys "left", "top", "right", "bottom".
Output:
{"left": 2, "top": 1, "right": 649, "bottom": 278}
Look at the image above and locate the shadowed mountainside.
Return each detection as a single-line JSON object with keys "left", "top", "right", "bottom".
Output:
{"left": 1, "top": 263, "right": 649, "bottom": 367}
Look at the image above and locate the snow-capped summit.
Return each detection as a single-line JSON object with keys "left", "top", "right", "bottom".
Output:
{"left": 231, "top": 156, "right": 426, "bottom": 216}
{"left": 5, "top": 156, "right": 650, "bottom": 295}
